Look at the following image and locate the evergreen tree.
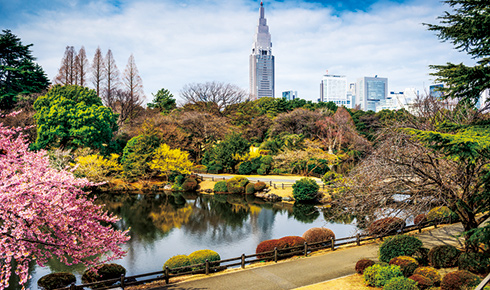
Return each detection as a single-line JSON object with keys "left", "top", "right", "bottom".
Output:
{"left": 148, "top": 88, "right": 176, "bottom": 113}
{"left": 426, "top": 0, "right": 490, "bottom": 107}
{"left": 0, "top": 29, "right": 49, "bottom": 109}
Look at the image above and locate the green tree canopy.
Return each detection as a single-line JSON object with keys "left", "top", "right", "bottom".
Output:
{"left": 203, "top": 132, "right": 249, "bottom": 173}
{"left": 147, "top": 88, "right": 176, "bottom": 113}
{"left": 33, "top": 85, "right": 117, "bottom": 150}
{"left": 0, "top": 29, "right": 49, "bottom": 109}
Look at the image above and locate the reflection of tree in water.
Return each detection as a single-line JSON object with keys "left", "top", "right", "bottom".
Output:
{"left": 322, "top": 205, "right": 356, "bottom": 225}
{"left": 292, "top": 203, "right": 320, "bottom": 223}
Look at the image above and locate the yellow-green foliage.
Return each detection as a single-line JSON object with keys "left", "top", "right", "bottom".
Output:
{"left": 413, "top": 266, "right": 442, "bottom": 285}
{"left": 389, "top": 256, "right": 419, "bottom": 277}
{"left": 427, "top": 206, "right": 452, "bottom": 222}
{"left": 150, "top": 144, "right": 194, "bottom": 179}
{"left": 73, "top": 153, "right": 122, "bottom": 182}
{"left": 163, "top": 255, "right": 191, "bottom": 270}
{"left": 188, "top": 249, "right": 221, "bottom": 267}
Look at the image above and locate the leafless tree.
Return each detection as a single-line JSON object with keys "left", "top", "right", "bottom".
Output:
{"left": 180, "top": 81, "right": 246, "bottom": 116}
{"left": 111, "top": 89, "right": 144, "bottom": 126}
{"left": 75, "top": 46, "right": 89, "bottom": 87}
{"left": 91, "top": 46, "right": 105, "bottom": 97}
{"left": 54, "top": 46, "right": 77, "bottom": 85}
{"left": 101, "top": 49, "right": 120, "bottom": 108}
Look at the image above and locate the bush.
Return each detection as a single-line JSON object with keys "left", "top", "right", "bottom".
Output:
{"left": 188, "top": 249, "right": 221, "bottom": 268}
{"left": 409, "top": 274, "right": 434, "bottom": 290}
{"left": 428, "top": 245, "right": 461, "bottom": 268}
{"left": 367, "top": 217, "right": 406, "bottom": 236}
{"left": 389, "top": 256, "right": 419, "bottom": 277}
{"left": 226, "top": 176, "right": 249, "bottom": 194}
{"left": 440, "top": 270, "right": 481, "bottom": 290}
{"left": 214, "top": 181, "right": 228, "bottom": 193}
{"left": 254, "top": 181, "right": 267, "bottom": 191}
{"left": 277, "top": 236, "right": 306, "bottom": 250}
{"left": 413, "top": 247, "right": 430, "bottom": 266}
{"left": 292, "top": 178, "right": 319, "bottom": 202}
{"left": 302, "top": 227, "right": 335, "bottom": 244}
{"left": 355, "top": 259, "right": 376, "bottom": 274}
{"left": 82, "top": 264, "right": 126, "bottom": 285}
{"left": 414, "top": 214, "right": 427, "bottom": 225}
{"left": 256, "top": 239, "right": 279, "bottom": 259}
{"left": 363, "top": 264, "right": 403, "bottom": 287}
{"left": 379, "top": 235, "right": 423, "bottom": 263}
{"left": 427, "top": 206, "right": 454, "bottom": 223}
{"left": 163, "top": 255, "right": 191, "bottom": 271}
{"left": 38, "top": 273, "right": 76, "bottom": 290}
{"left": 383, "top": 276, "right": 419, "bottom": 290}
{"left": 182, "top": 178, "right": 198, "bottom": 191}
{"left": 174, "top": 175, "right": 185, "bottom": 186}
{"left": 457, "top": 251, "right": 490, "bottom": 274}
{"left": 238, "top": 161, "right": 254, "bottom": 175}
{"left": 245, "top": 183, "right": 255, "bottom": 194}
{"left": 413, "top": 266, "right": 442, "bottom": 285}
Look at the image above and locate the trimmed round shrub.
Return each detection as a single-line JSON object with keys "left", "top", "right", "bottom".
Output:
{"left": 182, "top": 178, "right": 198, "bottom": 191}
{"left": 367, "top": 217, "right": 406, "bottom": 236}
{"left": 457, "top": 251, "right": 490, "bottom": 274}
{"left": 82, "top": 264, "right": 126, "bottom": 284}
{"left": 384, "top": 276, "right": 419, "bottom": 290}
{"left": 292, "top": 178, "right": 319, "bottom": 202}
{"left": 427, "top": 206, "right": 453, "bottom": 223}
{"left": 213, "top": 180, "right": 228, "bottom": 193}
{"left": 256, "top": 239, "right": 279, "bottom": 259}
{"left": 414, "top": 214, "right": 427, "bottom": 225}
{"left": 302, "top": 227, "right": 335, "bottom": 244}
{"left": 38, "top": 273, "right": 76, "bottom": 290}
{"left": 409, "top": 274, "right": 434, "bottom": 290}
{"left": 363, "top": 264, "right": 403, "bottom": 287}
{"left": 440, "top": 270, "right": 481, "bottom": 290}
{"left": 226, "top": 176, "right": 249, "bottom": 194}
{"left": 389, "top": 256, "right": 419, "bottom": 277}
{"left": 355, "top": 259, "right": 376, "bottom": 274}
{"left": 277, "top": 236, "right": 306, "bottom": 250}
{"left": 245, "top": 183, "right": 255, "bottom": 194}
{"left": 238, "top": 161, "right": 254, "bottom": 175}
{"left": 164, "top": 255, "right": 191, "bottom": 271}
{"left": 379, "top": 235, "right": 423, "bottom": 263}
{"left": 254, "top": 181, "right": 267, "bottom": 191}
{"left": 188, "top": 249, "right": 221, "bottom": 267}
{"left": 414, "top": 247, "right": 430, "bottom": 266}
{"left": 428, "top": 245, "right": 461, "bottom": 268}
{"left": 413, "top": 266, "right": 442, "bottom": 285}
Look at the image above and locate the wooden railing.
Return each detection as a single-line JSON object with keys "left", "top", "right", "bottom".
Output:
{"left": 61, "top": 217, "right": 455, "bottom": 290}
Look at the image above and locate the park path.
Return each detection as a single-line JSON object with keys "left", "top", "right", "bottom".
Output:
{"left": 150, "top": 223, "right": 464, "bottom": 290}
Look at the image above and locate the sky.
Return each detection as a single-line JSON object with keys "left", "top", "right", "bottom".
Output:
{"left": 0, "top": 0, "right": 476, "bottom": 103}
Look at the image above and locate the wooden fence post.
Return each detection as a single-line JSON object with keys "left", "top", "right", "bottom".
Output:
{"left": 418, "top": 223, "right": 422, "bottom": 233}
{"left": 120, "top": 274, "right": 125, "bottom": 288}
{"left": 304, "top": 242, "right": 308, "bottom": 256}
{"left": 241, "top": 254, "right": 245, "bottom": 269}
{"left": 330, "top": 237, "right": 335, "bottom": 251}
{"left": 434, "top": 221, "right": 438, "bottom": 229}
{"left": 274, "top": 183, "right": 276, "bottom": 189}
{"left": 270, "top": 181, "right": 272, "bottom": 186}
{"left": 274, "top": 247, "right": 278, "bottom": 263}
{"left": 205, "top": 259, "right": 210, "bottom": 275}
{"left": 356, "top": 234, "right": 360, "bottom": 246}
{"left": 165, "top": 266, "right": 169, "bottom": 284}
{"left": 282, "top": 183, "right": 284, "bottom": 189}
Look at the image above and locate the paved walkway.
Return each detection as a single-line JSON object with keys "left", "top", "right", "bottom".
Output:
{"left": 150, "top": 223, "right": 464, "bottom": 290}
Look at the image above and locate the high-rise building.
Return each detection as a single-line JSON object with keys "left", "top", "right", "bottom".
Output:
{"left": 249, "top": 2, "right": 275, "bottom": 100}
{"left": 320, "top": 74, "right": 351, "bottom": 108}
{"left": 356, "top": 76, "right": 388, "bottom": 111}
{"left": 282, "top": 90, "right": 297, "bottom": 101}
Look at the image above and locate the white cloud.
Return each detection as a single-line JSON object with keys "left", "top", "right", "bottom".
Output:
{"left": 7, "top": 0, "right": 475, "bottom": 102}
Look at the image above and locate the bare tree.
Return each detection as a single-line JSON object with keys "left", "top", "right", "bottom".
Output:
{"left": 54, "top": 46, "right": 77, "bottom": 85}
{"left": 75, "top": 46, "right": 89, "bottom": 87}
{"left": 91, "top": 46, "right": 105, "bottom": 97}
{"left": 117, "top": 54, "right": 144, "bottom": 124}
{"left": 180, "top": 81, "right": 246, "bottom": 116}
{"left": 101, "top": 49, "right": 120, "bottom": 108}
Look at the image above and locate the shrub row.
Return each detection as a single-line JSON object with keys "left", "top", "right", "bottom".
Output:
{"left": 213, "top": 177, "right": 267, "bottom": 194}
{"left": 163, "top": 249, "right": 221, "bottom": 272}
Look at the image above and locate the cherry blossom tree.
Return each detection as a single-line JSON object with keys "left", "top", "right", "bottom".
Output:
{"left": 0, "top": 114, "right": 129, "bottom": 290}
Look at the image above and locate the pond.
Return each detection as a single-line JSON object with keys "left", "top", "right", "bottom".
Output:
{"left": 12, "top": 191, "right": 360, "bottom": 290}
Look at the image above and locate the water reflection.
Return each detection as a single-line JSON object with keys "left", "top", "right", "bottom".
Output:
{"left": 16, "top": 191, "right": 358, "bottom": 290}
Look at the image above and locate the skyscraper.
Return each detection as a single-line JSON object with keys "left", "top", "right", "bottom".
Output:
{"left": 320, "top": 74, "right": 351, "bottom": 108}
{"left": 356, "top": 76, "right": 388, "bottom": 112}
{"left": 249, "top": 2, "right": 275, "bottom": 100}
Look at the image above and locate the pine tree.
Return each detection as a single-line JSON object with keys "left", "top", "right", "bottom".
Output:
{"left": 0, "top": 29, "right": 49, "bottom": 109}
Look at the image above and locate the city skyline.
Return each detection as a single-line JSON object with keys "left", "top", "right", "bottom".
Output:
{"left": 0, "top": 0, "right": 475, "bottom": 103}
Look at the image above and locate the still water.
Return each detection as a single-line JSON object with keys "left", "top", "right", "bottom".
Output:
{"left": 14, "top": 191, "right": 359, "bottom": 289}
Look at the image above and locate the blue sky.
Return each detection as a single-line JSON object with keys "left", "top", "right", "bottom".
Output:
{"left": 0, "top": 0, "right": 474, "bottom": 102}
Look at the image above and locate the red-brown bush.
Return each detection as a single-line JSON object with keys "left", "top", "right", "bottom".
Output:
{"left": 408, "top": 274, "right": 434, "bottom": 290}
{"left": 440, "top": 270, "right": 481, "bottom": 290}
{"left": 256, "top": 239, "right": 279, "bottom": 259}
{"left": 355, "top": 259, "right": 375, "bottom": 274}
{"left": 277, "top": 236, "right": 306, "bottom": 250}
{"left": 414, "top": 214, "right": 427, "bottom": 225}
{"left": 367, "top": 217, "right": 406, "bottom": 236}
{"left": 302, "top": 227, "right": 335, "bottom": 244}
{"left": 389, "top": 256, "right": 419, "bottom": 277}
